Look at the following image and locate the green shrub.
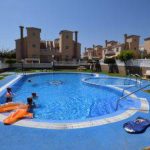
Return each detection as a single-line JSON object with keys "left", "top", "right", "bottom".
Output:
{"left": 5, "top": 59, "right": 16, "bottom": 64}
{"left": 118, "top": 50, "right": 135, "bottom": 63}
{"left": 104, "top": 57, "right": 116, "bottom": 64}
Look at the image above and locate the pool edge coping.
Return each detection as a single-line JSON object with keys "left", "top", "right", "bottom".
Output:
{"left": 0, "top": 72, "right": 149, "bottom": 130}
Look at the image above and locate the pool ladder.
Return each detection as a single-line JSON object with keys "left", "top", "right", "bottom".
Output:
{"left": 15, "top": 67, "right": 26, "bottom": 76}
{"left": 122, "top": 74, "right": 142, "bottom": 97}
{"left": 116, "top": 83, "right": 150, "bottom": 110}
{"left": 124, "top": 74, "right": 142, "bottom": 86}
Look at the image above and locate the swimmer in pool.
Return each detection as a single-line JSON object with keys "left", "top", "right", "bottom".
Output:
{"left": 28, "top": 79, "right": 32, "bottom": 82}
{"left": 5, "top": 87, "right": 13, "bottom": 103}
{"left": 31, "top": 92, "right": 38, "bottom": 99}
{"left": 27, "top": 97, "right": 36, "bottom": 113}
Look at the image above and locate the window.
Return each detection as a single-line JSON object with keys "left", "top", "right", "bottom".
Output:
{"left": 32, "top": 44, "right": 36, "bottom": 48}
{"left": 66, "top": 35, "right": 69, "bottom": 39}
{"left": 65, "top": 55, "right": 69, "bottom": 61}
{"left": 65, "top": 46, "right": 69, "bottom": 49}
{"left": 32, "top": 54, "right": 37, "bottom": 58}
{"left": 116, "top": 48, "right": 119, "bottom": 52}
{"left": 33, "top": 32, "right": 36, "bottom": 36}
{"left": 134, "top": 47, "right": 136, "bottom": 50}
{"left": 33, "top": 60, "right": 39, "bottom": 63}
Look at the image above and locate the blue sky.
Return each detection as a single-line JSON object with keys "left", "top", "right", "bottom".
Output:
{"left": 0, "top": 0, "right": 150, "bottom": 52}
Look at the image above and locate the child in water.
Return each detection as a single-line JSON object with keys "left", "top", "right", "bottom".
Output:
{"left": 28, "top": 79, "right": 32, "bottom": 82}
{"left": 32, "top": 92, "right": 38, "bottom": 99}
{"left": 5, "top": 87, "right": 13, "bottom": 103}
{"left": 27, "top": 97, "right": 36, "bottom": 113}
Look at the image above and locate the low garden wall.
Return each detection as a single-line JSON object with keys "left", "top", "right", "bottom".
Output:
{"left": 0, "top": 62, "right": 9, "bottom": 73}
{"left": 100, "top": 63, "right": 150, "bottom": 76}
{"left": 0, "top": 60, "right": 150, "bottom": 76}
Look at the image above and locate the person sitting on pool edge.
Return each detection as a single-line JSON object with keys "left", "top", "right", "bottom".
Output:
{"left": 5, "top": 87, "right": 13, "bottom": 103}
{"left": 27, "top": 97, "right": 36, "bottom": 113}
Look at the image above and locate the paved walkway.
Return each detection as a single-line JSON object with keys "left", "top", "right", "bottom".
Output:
{"left": 0, "top": 111, "right": 150, "bottom": 150}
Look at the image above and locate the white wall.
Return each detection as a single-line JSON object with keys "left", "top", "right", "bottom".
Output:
{"left": 0, "top": 61, "right": 9, "bottom": 69}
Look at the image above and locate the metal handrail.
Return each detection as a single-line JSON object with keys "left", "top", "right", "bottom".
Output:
{"left": 124, "top": 74, "right": 135, "bottom": 85}
{"left": 122, "top": 74, "right": 137, "bottom": 96}
{"left": 121, "top": 86, "right": 133, "bottom": 97}
{"left": 116, "top": 83, "right": 150, "bottom": 110}
{"left": 134, "top": 74, "right": 142, "bottom": 87}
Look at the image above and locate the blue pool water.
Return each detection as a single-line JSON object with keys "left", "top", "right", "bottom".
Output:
{"left": 84, "top": 77, "right": 137, "bottom": 86}
{"left": 0, "top": 73, "right": 137, "bottom": 121}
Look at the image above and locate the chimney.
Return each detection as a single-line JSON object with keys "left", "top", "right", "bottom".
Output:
{"left": 47, "top": 41, "right": 50, "bottom": 48}
{"left": 85, "top": 47, "right": 86, "bottom": 52}
{"left": 124, "top": 34, "right": 127, "bottom": 43}
{"left": 75, "top": 31, "right": 78, "bottom": 43}
{"left": 93, "top": 44, "right": 95, "bottom": 56}
{"left": 19, "top": 26, "right": 24, "bottom": 59}
{"left": 50, "top": 41, "right": 53, "bottom": 50}
{"left": 74, "top": 31, "right": 78, "bottom": 59}
{"left": 20, "top": 26, "right": 24, "bottom": 39}
{"left": 105, "top": 40, "right": 108, "bottom": 47}
{"left": 93, "top": 44, "right": 95, "bottom": 49}
{"left": 124, "top": 34, "right": 128, "bottom": 49}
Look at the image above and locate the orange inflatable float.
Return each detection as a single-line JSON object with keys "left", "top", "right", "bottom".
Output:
{"left": 3, "top": 105, "right": 33, "bottom": 125}
{"left": 0, "top": 102, "right": 23, "bottom": 113}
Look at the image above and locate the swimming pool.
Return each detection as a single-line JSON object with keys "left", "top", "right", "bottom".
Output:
{"left": 0, "top": 72, "right": 148, "bottom": 129}
{"left": 0, "top": 73, "right": 141, "bottom": 121}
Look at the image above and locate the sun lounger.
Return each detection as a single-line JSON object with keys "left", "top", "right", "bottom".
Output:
{"left": 144, "top": 70, "right": 150, "bottom": 79}
{"left": 77, "top": 66, "right": 86, "bottom": 71}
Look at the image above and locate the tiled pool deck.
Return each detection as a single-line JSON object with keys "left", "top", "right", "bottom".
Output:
{"left": 0, "top": 72, "right": 150, "bottom": 150}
